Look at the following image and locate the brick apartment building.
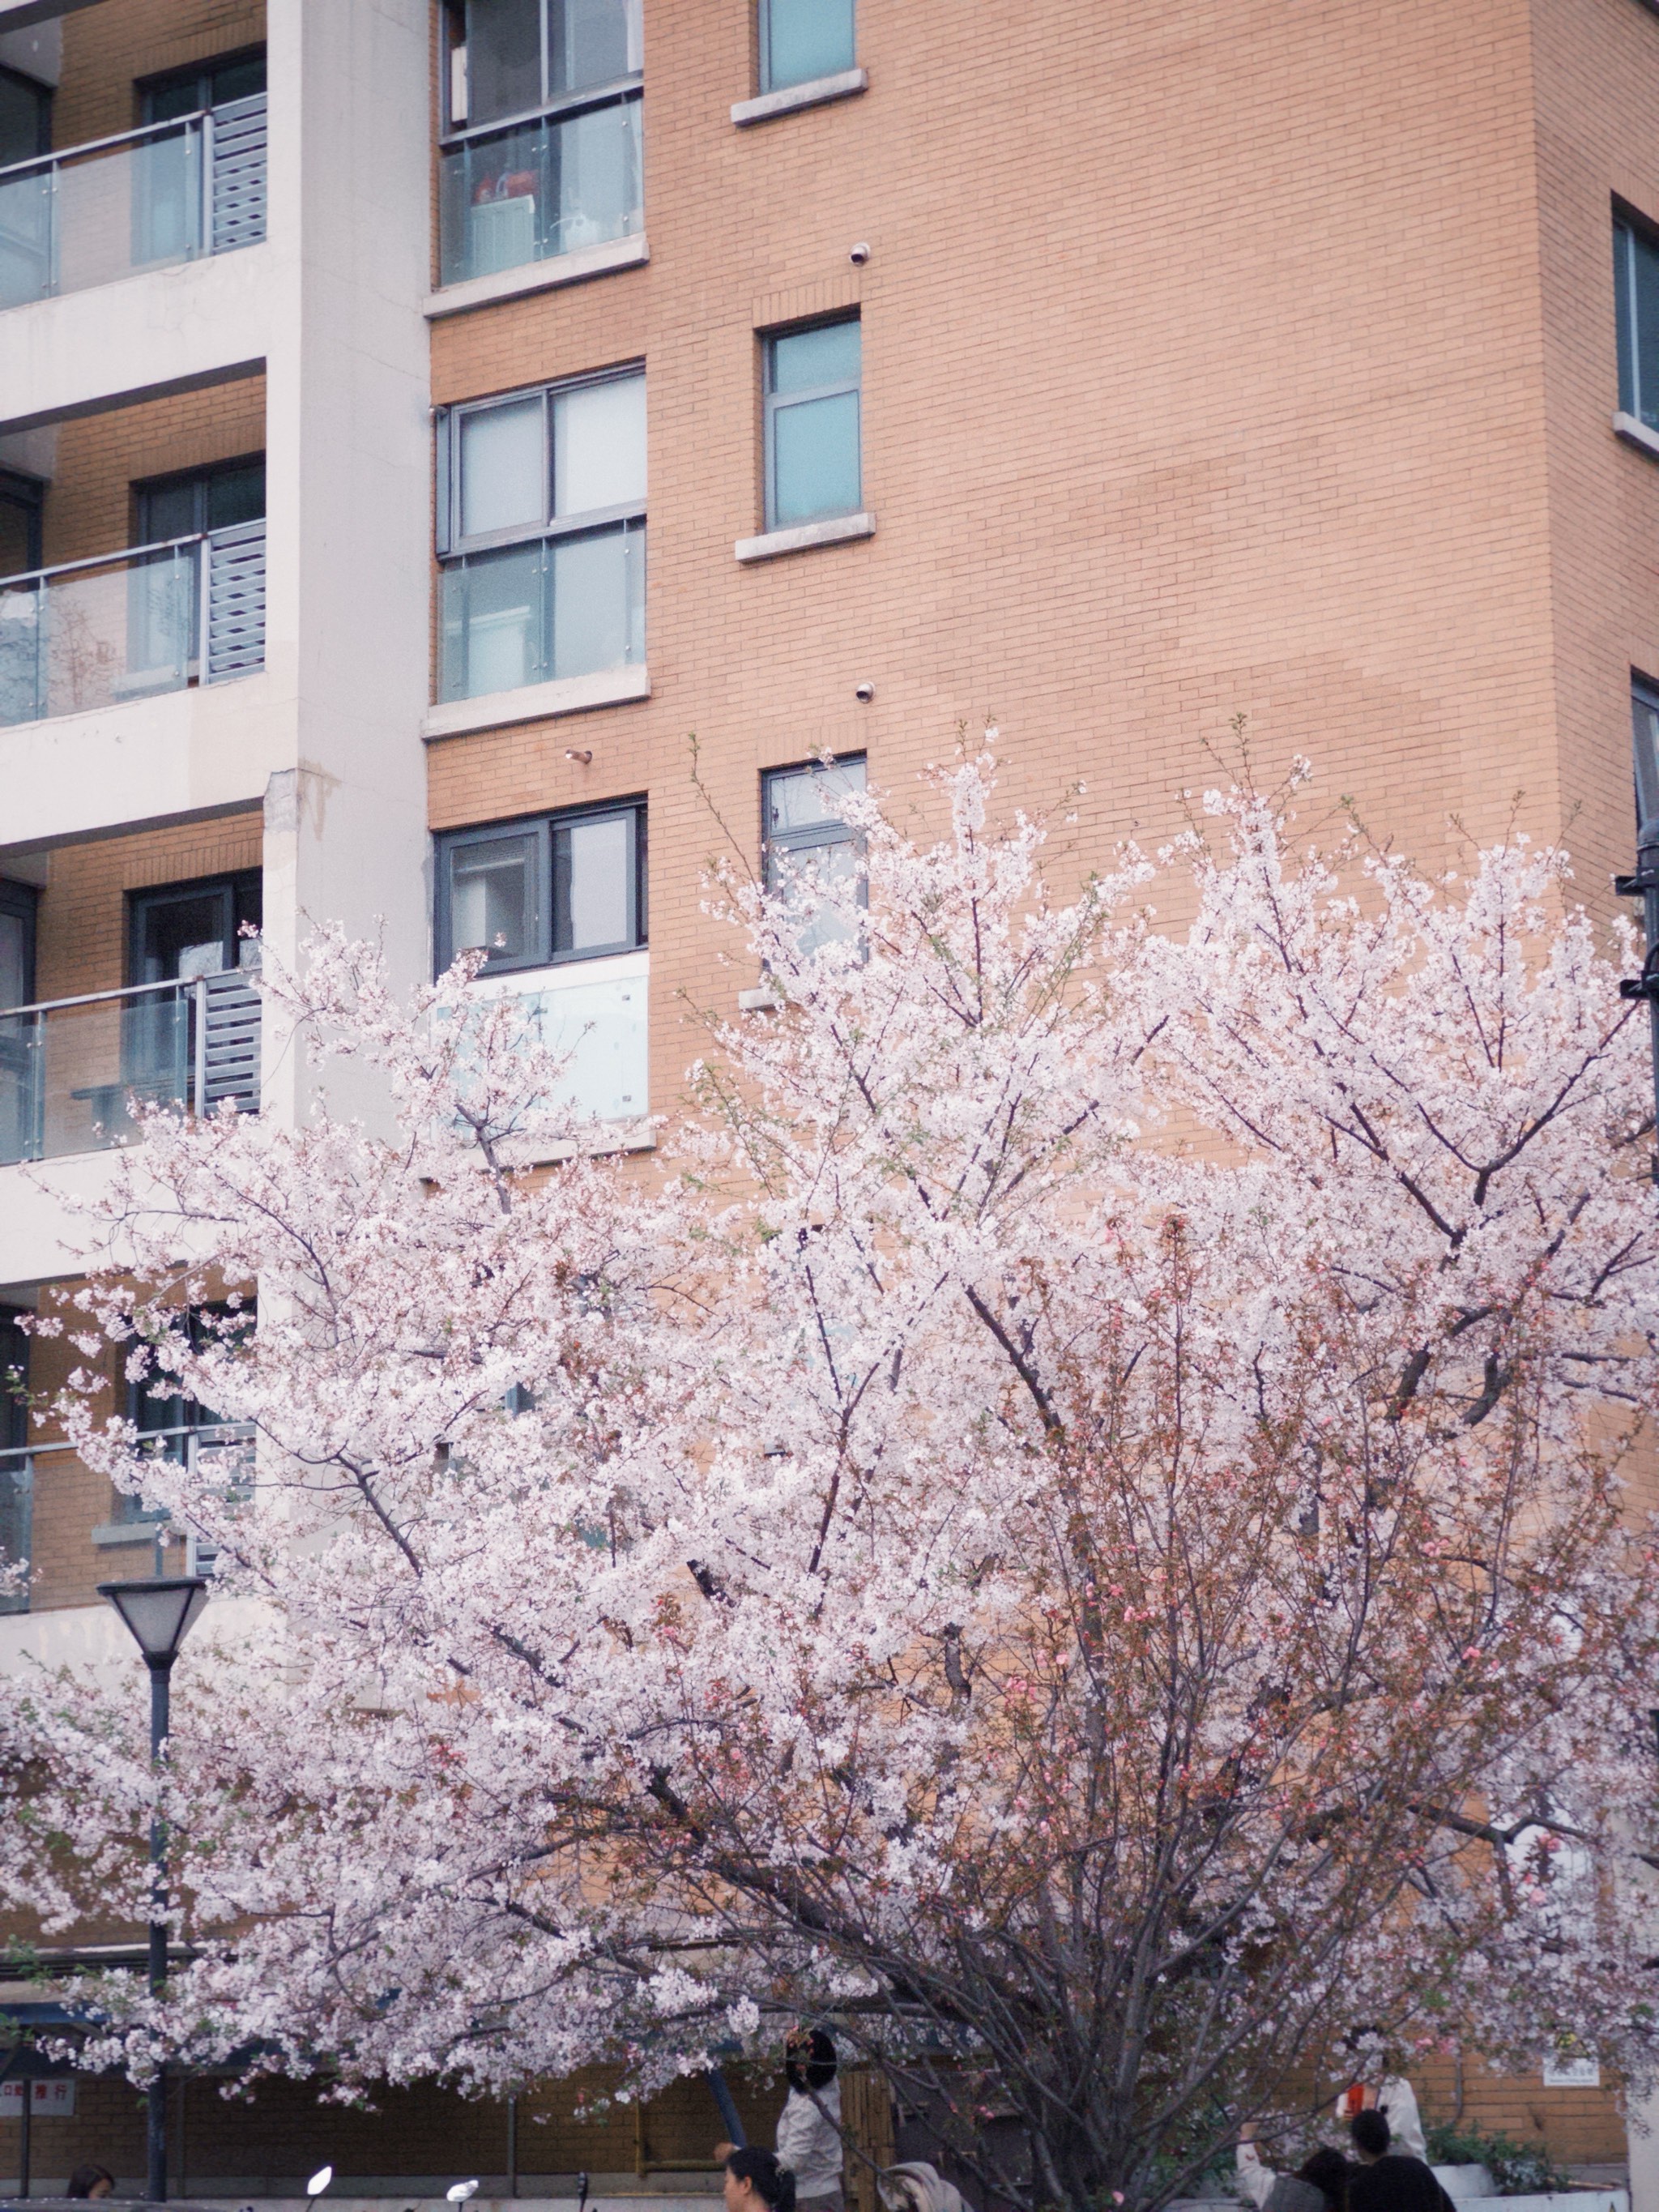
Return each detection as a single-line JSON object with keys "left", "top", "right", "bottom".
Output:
{"left": 0, "top": 0, "right": 1657, "bottom": 2195}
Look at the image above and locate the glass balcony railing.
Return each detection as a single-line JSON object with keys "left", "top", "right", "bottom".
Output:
{"left": 438, "top": 90, "right": 642, "bottom": 288}
{"left": 0, "top": 967, "right": 261, "bottom": 1168}
{"left": 439, "top": 519, "right": 644, "bottom": 702}
{"left": 0, "top": 92, "right": 267, "bottom": 310}
{"left": 0, "top": 519, "right": 266, "bottom": 726}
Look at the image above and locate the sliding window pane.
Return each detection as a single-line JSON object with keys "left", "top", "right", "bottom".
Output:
{"left": 460, "top": 398, "right": 545, "bottom": 540}
{"left": 554, "top": 812, "right": 632, "bottom": 954}
{"left": 550, "top": 0, "right": 642, "bottom": 94}
{"left": 467, "top": 0, "right": 543, "bottom": 126}
{"left": 450, "top": 830, "right": 541, "bottom": 966}
{"left": 553, "top": 374, "right": 646, "bottom": 516}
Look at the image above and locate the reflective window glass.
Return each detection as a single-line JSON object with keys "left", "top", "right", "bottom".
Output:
{"left": 771, "top": 321, "right": 860, "bottom": 395}
{"left": 762, "top": 0, "right": 855, "bottom": 92}
{"left": 465, "top": 0, "right": 543, "bottom": 125}
{"left": 460, "top": 398, "right": 546, "bottom": 540}
{"left": 766, "top": 320, "right": 861, "bottom": 531}
{"left": 550, "top": 0, "right": 642, "bottom": 93}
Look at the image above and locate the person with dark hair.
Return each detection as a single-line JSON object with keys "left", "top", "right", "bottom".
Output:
{"left": 1237, "top": 2127, "right": 1350, "bottom": 2212}
{"left": 66, "top": 2164, "right": 115, "bottom": 2200}
{"left": 726, "top": 2146, "right": 798, "bottom": 2212}
{"left": 1346, "top": 2109, "right": 1456, "bottom": 2212}
{"left": 776, "top": 2029, "right": 842, "bottom": 2212}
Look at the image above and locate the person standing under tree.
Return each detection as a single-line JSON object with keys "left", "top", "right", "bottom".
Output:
{"left": 716, "top": 2029, "right": 845, "bottom": 2212}
{"left": 1346, "top": 2109, "right": 1456, "bottom": 2212}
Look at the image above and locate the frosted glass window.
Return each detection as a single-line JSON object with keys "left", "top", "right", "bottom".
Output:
{"left": 459, "top": 399, "right": 546, "bottom": 540}
{"left": 450, "top": 831, "right": 540, "bottom": 965}
{"left": 554, "top": 374, "right": 646, "bottom": 517}
{"left": 555, "top": 813, "right": 633, "bottom": 953}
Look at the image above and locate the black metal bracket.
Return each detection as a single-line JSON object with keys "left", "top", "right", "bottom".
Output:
{"left": 1615, "top": 869, "right": 1659, "bottom": 898}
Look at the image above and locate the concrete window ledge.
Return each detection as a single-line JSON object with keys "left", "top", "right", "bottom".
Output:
{"left": 1614, "top": 410, "right": 1659, "bottom": 460}
{"left": 736, "top": 511, "right": 876, "bottom": 563}
{"left": 738, "top": 985, "right": 784, "bottom": 1011}
{"left": 424, "top": 664, "right": 650, "bottom": 741}
{"left": 424, "top": 233, "right": 648, "bottom": 319}
{"left": 92, "top": 1521, "right": 165, "bottom": 1548}
{"left": 731, "top": 67, "right": 868, "bottom": 126}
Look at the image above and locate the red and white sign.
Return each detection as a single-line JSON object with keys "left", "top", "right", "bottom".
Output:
{"left": 0, "top": 2079, "right": 76, "bottom": 2117}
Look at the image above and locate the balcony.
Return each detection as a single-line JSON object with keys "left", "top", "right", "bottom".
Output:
{"left": 439, "top": 519, "right": 643, "bottom": 704}
{"left": 437, "top": 88, "right": 641, "bottom": 289}
{"left": 0, "top": 967, "right": 261, "bottom": 1167}
{"left": 0, "top": 94, "right": 267, "bottom": 310}
{"left": 0, "top": 519, "right": 266, "bottom": 725}
{"left": 472, "top": 948, "right": 648, "bottom": 1127}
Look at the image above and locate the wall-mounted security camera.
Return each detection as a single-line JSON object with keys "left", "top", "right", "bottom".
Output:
{"left": 565, "top": 747, "right": 593, "bottom": 764}
{"left": 849, "top": 242, "right": 871, "bottom": 265}
{"left": 855, "top": 681, "right": 875, "bottom": 703}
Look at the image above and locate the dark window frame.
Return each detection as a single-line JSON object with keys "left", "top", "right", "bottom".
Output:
{"left": 0, "top": 62, "right": 52, "bottom": 164}
{"left": 436, "top": 365, "right": 645, "bottom": 557}
{"left": 439, "top": 0, "right": 642, "bottom": 139}
{"left": 435, "top": 797, "right": 648, "bottom": 978}
{"left": 126, "top": 869, "right": 262, "bottom": 988}
{"left": 0, "top": 878, "right": 38, "bottom": 1009}
{"left": 761, "top": 314, "right": 862, "bottom": 533}
{"left": 136, "top": 45, "right": 267, "bottom": 126}
{"left": 132, "top": 454, "right": 267, "bottom": 546}
{"left": 1614, "top": 202, "right": 1659, "bottom": 432}
{"left": 757, "top": 0, "right": 857, "bottom": 95}
{"left": 1633, "top": 673, "right": 1659, "bottom": 834}
{"left": 761, "top": 754, "right": 868, "bottom": 951}
{"left": 0, "top": 468, "right": 45, "bottom": 579}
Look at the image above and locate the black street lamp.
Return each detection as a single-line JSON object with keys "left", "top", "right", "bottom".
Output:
{"left": 97, "top": 1576, "right": 209, "bottom": 2205}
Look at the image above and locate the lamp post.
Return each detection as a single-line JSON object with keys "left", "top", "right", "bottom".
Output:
{"left": 98, "top": 1575, "right": 208, "bottom": 2205}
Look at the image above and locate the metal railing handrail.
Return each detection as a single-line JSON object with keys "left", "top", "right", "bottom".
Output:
{"left": 0, "top": 105, "right": 211, "bottom": 186}
{"left": 0, "top": 527, "right": 228, "bottom": 596}
{"left": 0, "top": 1420, "right": 254, "bottom": 1467}
{"left": 0, "top": 965, "right": 251, "bottom": 1024}
{"left": 438, "top": 72, "right": 641, "bottom": 148}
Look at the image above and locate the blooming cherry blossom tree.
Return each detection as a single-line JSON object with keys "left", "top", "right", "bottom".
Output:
{"left": 2, "top": 755, "right": 1657, "bottom": 2212}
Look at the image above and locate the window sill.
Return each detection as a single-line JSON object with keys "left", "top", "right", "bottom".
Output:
{"left": 731, "top": 66, "right": 868, "bottom": 126}
{"left": 1614, "top": 410, "right": 1659, "bottom": 460}
{"left": 424, "top": 233, "right": 648, "bottom": 319}
{"left": 738, "top": 985, "right": 784, "bottom": 1011}
{"left": 424, "top": 664, "right": 650, "bottom": 741}
{"left": 92, "top": 1520, "right": 164, "bottom": 1548}
{"left": 736, "top": 510, "right": 876, "bottom": 563}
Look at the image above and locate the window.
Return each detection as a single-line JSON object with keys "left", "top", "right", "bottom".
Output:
{"left": 1634, "top": 678, "right": 1659, "bottom": 834}
{"left": 123, "top": 1303, "right": 252, "bottom": 1524}
{"left": 136, "top": 457, "right": 266, "bottom": 545}
{"left": 764, "top": 319, "right": 861, "bottom": 532}
{"left": 760, "top": 0, "right": 855, "bottom": 93}
{"left": 0, "top": 879, "right": 36, "bottom": 1012}
{"left": 139, "top": 49, "right": 267, "bottom": 124}
{"left": 763, "top": 756, "right": 865, "bottom": 957}
{"left": 436, "top": 800, "right": 647, "bottom": 976}
{"left": 439, "top": 0, "right": 643, "bottom": 286}
{"left": 129, "top": 872, "right": 262, "bottom": 988}
{"left": 0, "top": 64, "right": 50, "bottom": 168}
{"left": 437, "top": 369, "right": 646, "bottom": 701}
{"left": 0, "top": 468, "right": 43, "bottom": 581}
{"left": 0, "top": 1304, "right": 29, "bottom": 1613}
{"left": 1616, "top": 212, "right": 1659, "bottom": 433}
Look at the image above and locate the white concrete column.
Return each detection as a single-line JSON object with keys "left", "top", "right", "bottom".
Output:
{"left": 261, "top": 0, "right": 433, "bottom": 1128}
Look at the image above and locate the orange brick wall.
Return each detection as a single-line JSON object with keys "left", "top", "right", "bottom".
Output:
{"left": 53, "top": 0, "right": 265, "bottom": 147}
{"left": 422, "top": 0, "right": 1642, "bottom": 1129}
{"left": 39, "top": 376, "right": 266, "bottom": 570}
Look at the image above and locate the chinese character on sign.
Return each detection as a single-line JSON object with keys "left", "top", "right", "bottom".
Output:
{"left": 0, "top": 2079, "right": 77, "bottom": 2116}
{"left": 1542, "top": 2054, "right": 1601, "bottom": 2089}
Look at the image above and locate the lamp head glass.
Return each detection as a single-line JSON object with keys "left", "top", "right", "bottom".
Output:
{"left": 97, "top": 1577, "right": 209, "bottom": 1663}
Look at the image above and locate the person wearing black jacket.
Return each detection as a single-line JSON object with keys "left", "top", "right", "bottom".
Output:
{"left": 1346, "top": 2109, "right": 1456, "bottom": 2212}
